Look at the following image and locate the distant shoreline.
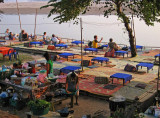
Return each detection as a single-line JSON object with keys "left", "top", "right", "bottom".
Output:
{"left": 0, "top": 1, "right": 131, "bottom": 15}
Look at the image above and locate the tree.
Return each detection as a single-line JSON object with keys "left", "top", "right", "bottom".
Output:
{"left": 41, "top": 0, "right": 160, "bottom": 57}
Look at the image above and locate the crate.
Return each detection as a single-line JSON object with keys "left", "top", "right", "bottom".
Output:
{"left": 94, "top": 77, "right": 109, "bottom": 84}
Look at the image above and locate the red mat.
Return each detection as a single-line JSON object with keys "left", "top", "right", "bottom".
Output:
{"left": 56, "top": 75, "right": 127, "bottom": 96}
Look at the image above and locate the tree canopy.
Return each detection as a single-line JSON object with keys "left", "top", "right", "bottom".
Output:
{"left": 41, "top": 0, "right": 160, "bottom": 57}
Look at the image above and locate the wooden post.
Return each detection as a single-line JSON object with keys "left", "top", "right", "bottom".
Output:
{"left": 16, "top": 0, "right": 22, "bottom": 31}
{"left": 80, "top": 18, "right": 83, "bottom": 71}
{"left": 34, "top": 9, "right": 38, "bottom": 39}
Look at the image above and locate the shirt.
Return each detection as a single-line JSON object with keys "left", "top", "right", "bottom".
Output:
{"left": 51, "top": 37, "right": 59, "bottom": 43}
{"left": 92, "top": 39, "right": 98, "bottom": 48}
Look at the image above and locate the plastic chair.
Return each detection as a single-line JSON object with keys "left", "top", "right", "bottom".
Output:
{"left": 14, "top": 47, "right": 19, "bottom": 60}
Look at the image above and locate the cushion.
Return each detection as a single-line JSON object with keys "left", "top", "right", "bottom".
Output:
{"left": 135, "top": 83, "right": 147, "bottom": 89}
{"left": 94, "top": 77, "right": 109, "bottom": 84}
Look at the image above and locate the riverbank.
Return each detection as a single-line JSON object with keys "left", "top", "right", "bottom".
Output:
{"left": 0, "top": 1, "right": 131, "bottom": 15}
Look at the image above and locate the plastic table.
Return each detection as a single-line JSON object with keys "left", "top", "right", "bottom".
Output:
{"left": 110, "top": 73, "right": 132, "bottom": 86}
{"left": 59, "top": 53, "right": 75, "bottom": 61}
{"left": 136, "top": 62, "right": 154, "bottom": 73}
{"left": 91, "top": 57, "right": 109, "bottom": 66}
{"left": 115, "top": 50, "right": 128, "bottom": 58}
{"left": 60, "top": 66, "right": 81, "bottom": 74}
{"left": 55, "top": 44, "right": 68, "bottom": 49}
{"left": 71, "top": 41, "right": 84, "bottom": 45}
{"left": 84, "top": 48, "right": 98, "bottom": 54}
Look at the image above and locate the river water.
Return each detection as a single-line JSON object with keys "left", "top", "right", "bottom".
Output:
{"left": 0, "top": 14, "right": 160, "bottom": 47}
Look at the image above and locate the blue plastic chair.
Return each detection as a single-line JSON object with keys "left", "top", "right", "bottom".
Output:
{"left": 13, "top": 47, "right": 19, "bottom": 60}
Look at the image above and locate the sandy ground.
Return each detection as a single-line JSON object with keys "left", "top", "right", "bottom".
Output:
{"left": 0, "top": 1, "right": 132, "bottom": 15}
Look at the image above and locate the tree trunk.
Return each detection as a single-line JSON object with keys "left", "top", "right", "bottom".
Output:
{"left": 116, "top": 1, "right": 137, "bottom": 57}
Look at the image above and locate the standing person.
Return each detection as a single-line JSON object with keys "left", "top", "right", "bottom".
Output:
{"left": 43, "top": 52, "right": 53, "bottom": 76}
{"left": 51, "top": 34, "right": 59, "bottom": 45}
{"left": 5, "top": 29, "right": 9, "bottom": 40}
{"left": 92, "top": 35, "right": 103, "bottom": 48}
{"left": 66, "top": 71, "right": 79, "bottom": 106}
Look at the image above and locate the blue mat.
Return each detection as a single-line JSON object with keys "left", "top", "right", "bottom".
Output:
{"left": 60, "top": 66, "right": 81, "bottom": 74}
{"left": 71, "top": 59, "right": 81, "bottom": 62}
{"left": 71, "top": 41, "right": 84, "bottom": 45}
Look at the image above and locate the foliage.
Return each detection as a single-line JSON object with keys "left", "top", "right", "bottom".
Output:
{"left": 41, "top": 0, "right": 160, "bottom": 57}
{"left": 27, "top": 99, "right": 50, "bottom": 109}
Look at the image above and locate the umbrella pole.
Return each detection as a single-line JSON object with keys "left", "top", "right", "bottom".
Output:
{"left": 34, "top": 8, "right": 37, "bottom": 40}
{"left": 80, "top": 18, "right": 83, "bottom": 71}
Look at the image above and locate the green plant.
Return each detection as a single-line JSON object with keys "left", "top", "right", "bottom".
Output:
{"left": 27, "top": 99, "right": 50, "bottom": 109}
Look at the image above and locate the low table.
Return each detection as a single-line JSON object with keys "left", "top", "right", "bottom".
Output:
{"left": 60, "top": 66, "right": 81, "bottom": 74}
{"left": 71, "top": 41, "right": 84, "bottom": 45}
{"left": 30, "top": 42, "right": 43, "bottom": 47}
{"left": 110, "top": 73, "right": 132, "bottom": 86}
{"left": 115, "top": 51, "right": 128, "bottom": 58}
{"left": 91, "top": 57, "right": 109, "bottom": 66}
{"left": 55, "top": 44, "right": 68, "bottom": 49}
{"left": 59, "top": 53, "right": 75, "bottom": 61}
{"left": 84, "top": 48, "right": 98, "bottom": 54}
{"left": 136, "top": 62, "right": 154, "bottom": 73}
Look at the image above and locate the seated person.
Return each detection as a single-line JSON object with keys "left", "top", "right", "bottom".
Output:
{"left": 66, "top": 71, "right": 79, "bottom": 106}
{"left": 5, "top": 29, "right": 9, "bottom": 40}
{"left": 9, "top": 32, "right": 13, "bottom": 40}
{"left": 108, "top": 38, "right": 119, "bottom": 51}
{"left": 19, "top": 30, "right": 28, "bottom": 41}
{"left": 51, "top": 34, "right": 59, "bottom": 45}
{"left": 92, "top": 35, "right": 103, "bottom": 49}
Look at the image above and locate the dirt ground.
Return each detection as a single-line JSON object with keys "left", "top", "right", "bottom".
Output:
{"left": 0, "top": 95, "right": 110, "bottom": 118}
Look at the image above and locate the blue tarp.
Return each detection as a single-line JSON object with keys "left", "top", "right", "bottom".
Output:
{"left": 91, "top": 57, "right": 109, "bottom": 63}
{"left": 110, "top": 73, "right": 132, "bottom": 83}
{"left": 71, "top": 41, "right": 84, "bottom": 45}
{"left": 155, "top": 54, "right": 160, "bottom": 58}
{"left": 60, "top": 66, "right": 81, "bottom": 74}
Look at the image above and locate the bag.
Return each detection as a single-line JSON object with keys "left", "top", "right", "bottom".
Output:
{"left": 124, "top": 64, "right": 137, "bottom": 72}
{"left": 47, "top": 45, "right": 55, "bottom": 50}
{"left": 81, "top": 60, "right": 92, "bottom": 67}
{"left": 88, "top": 41, "right": 92, "bottom": 48}
{"left": 122, "top": 47, "right": 128, "bottom": 51}
{"left": 104, "top": 49, "right": 115, "bottom": 57}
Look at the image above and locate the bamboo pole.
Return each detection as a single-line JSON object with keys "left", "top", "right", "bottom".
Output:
{"left": 16, "top": 0, "right": 22, "bottom": 31}
{"left": 80, "top": 18, "right": 83, "bottom": 71}
{"left": 34, "top": 9, "right": 38, "bottom": 39}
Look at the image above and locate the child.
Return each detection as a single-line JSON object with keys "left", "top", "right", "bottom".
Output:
{"left": 43, "top": 52, "right": 53, "bottom": 76}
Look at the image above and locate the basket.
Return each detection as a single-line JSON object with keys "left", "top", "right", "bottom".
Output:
{"left": 31, "top": 106, "right": 49, "bottom": 116}
{"left": 94, "top": 77, "right": 109, "bottom": 84}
